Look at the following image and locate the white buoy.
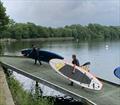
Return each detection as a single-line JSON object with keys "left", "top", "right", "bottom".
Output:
{"left": 105, "top": 45, "right": 109, "bottom": 50}
{"left": 105, "top": 45, "right": 109, "bottom": 48}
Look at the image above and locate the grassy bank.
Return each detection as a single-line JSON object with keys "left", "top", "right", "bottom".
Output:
{"left": 7, "top": 76, "right": 53, "bottom": 105}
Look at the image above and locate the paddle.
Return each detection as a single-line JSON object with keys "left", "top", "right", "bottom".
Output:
{"left": 81, "top": 62, "right": 91, "bottom": 66}
{"left": 80, "top": 62, "right": 91, "bottom": 72}
{"left": 72, "top": 62, "right": 91, "bottom": 73}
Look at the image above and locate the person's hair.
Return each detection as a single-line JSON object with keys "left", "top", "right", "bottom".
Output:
{"left": 72, "top": 54, "right": 76, "bottom": 58}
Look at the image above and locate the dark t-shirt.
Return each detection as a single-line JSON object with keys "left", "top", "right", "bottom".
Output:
{"left": 72, "top": 59, "right": 80, "bottom": 66}
{"left": 30, "top": 48, "right": 39, "bottom": 59}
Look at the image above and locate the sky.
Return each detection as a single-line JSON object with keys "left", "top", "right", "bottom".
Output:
{"left": 1, "top": 0, "right": 120, "bottom": 27}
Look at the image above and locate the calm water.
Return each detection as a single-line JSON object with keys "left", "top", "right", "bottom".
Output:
{"left": 1, "top": 40, "right": 120, "bottom": 85}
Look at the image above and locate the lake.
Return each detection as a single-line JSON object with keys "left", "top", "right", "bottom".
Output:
{"left": 1, "top": 40, "right": 120, "bottom": 85}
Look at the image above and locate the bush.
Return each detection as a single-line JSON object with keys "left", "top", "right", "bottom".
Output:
{"left": 7, "top": 76, "right": 53, "bottom": 105}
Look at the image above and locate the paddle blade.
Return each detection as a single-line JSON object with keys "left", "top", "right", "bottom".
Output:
{"left": 82, "top": 62, "right": 91, "bottom": 66}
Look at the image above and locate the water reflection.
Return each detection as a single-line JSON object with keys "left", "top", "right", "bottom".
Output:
{"left": 0, "top": 43, "right": 4, "bottom": 55}
{"left": 13, "top": 72, "right": 64, "bottom": 96}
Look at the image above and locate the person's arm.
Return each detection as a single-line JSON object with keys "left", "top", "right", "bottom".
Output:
{"left": 72, "top": 59, "right": 80, "bottom": 73}
{"left": 72, "top": 64, "right": 76, "bottom": 73}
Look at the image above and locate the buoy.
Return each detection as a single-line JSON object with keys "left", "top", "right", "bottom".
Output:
{"left": 105, "top": 45, "right": 109, "bottom": 50}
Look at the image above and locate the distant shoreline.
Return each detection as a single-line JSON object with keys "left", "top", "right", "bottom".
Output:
{"left": 0, "top": 37, "right": 74, "bottom": 42}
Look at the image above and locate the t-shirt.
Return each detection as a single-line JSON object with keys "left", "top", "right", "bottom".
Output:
{"left": 72, "top": 59, "right": 80, "bottom": 66}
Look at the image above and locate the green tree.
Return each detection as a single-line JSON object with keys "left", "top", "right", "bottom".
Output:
{"left": 0, "top": 1, "right": 9, "bottom": 35}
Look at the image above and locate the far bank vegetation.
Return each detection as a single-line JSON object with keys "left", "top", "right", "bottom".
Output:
{"left": 1, "top": 20, "right": 120, "bottom": 41}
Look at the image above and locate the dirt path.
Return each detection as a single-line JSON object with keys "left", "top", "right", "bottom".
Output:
{"left": 0, "top": 66, "right": 15, "bottom": 105}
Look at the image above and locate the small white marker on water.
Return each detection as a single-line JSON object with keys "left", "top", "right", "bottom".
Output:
{"left": 105, "top": 45, "right": 109, "bottom": 50}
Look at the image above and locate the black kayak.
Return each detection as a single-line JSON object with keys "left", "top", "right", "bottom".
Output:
{"left": 21, "top": 48, "right": 64, "bottom": 63}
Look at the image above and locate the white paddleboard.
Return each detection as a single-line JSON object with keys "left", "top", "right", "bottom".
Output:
{"left": 49, "top": 59, "right": 103, "bottom": 90}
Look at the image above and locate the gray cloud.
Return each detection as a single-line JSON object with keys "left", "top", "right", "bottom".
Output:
{"left": 2, "top": 0, "right": 120, "bottom": 27}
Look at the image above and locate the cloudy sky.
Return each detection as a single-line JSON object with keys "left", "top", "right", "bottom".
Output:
{"left": 1, "top": 0, "right": 120, "bottom": 27}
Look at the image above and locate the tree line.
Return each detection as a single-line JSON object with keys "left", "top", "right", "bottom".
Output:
{"left": 1, "top": 20, "right": 120, "bottom": 40}
{"left": 0, "top": 1, "right": 120, "bottom": 40}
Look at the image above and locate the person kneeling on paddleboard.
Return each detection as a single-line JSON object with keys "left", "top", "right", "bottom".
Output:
{"left": 69, "top": 54, "right": 80, "bottom": 86}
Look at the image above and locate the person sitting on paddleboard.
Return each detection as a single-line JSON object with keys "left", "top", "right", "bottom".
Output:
{"left": 69, "top": 54, "right": 80, "bottom": 86}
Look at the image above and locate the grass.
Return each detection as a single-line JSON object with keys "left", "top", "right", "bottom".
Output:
{"left": 7, "top": 76, "right": 54, "bottom": 105}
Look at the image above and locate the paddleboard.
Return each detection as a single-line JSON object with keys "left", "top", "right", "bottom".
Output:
{"left": 21, "top": 48, "right": 64, "bottom": 63}
{"left": 114, "top": 66, "right": 120, "bottom": 79}
{"left": 49, "top": 59, "right": 103, "bottom": 90}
